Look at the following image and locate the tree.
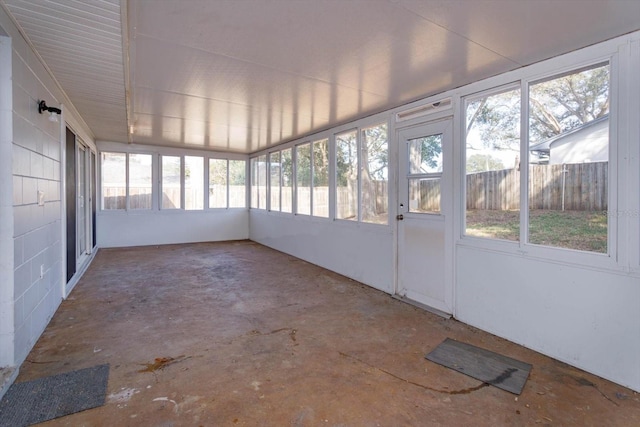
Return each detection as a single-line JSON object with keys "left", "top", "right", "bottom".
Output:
{"left": 409, "top": 135, "right": 443, "bottom": 173}
{"left": 361, "top": 124, "right": 388, "bottom": 220}
{"left": 209, "top": 159, "right": 227, "bottom": 186}
{"left": 529, "top": 65, "right": 609, "bottom": 144}
{"left": 466, "top": 89, "right": 521, "bottom": 152}
{"left": 466, "top": 64, "right": 609, "bottom": 149}
{"left": 280, "top": 149, "right": 292, "bottom": 188}
{"left": 466, "top": 154, "right": 505, "bottom": 173}
{"left": 313, "top": 139, "right": 329, "bottom": 187}
{"left": 296, "top": 143, "right": 311, "bottom": 187}
{"left": 228, "top": 159, "right": 245, "bottom": 185}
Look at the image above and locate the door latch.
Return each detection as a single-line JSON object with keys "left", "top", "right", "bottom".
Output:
{"left": 396, "top": 214, "right": 404, "bottom": 221}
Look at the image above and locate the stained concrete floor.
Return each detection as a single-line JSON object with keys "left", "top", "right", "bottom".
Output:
{"left": 13, "top": 241, "right": 640, "bottom": 426}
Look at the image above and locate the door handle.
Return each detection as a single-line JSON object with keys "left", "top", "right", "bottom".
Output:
{"left": 396, "top": 214, "right": 404, "bottom": 221}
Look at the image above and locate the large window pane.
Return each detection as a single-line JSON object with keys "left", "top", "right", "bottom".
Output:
{"left": 257, "top": 155, "right": 267, "bottom": 210}
{"left": 281, "top": 148, "right": 293, "bottom": 213}
{"left": 229, "top": 160, "right": 246, "bottom": 208}
{"left": 101, "top": 152, "right": 126, "bottom": 210}
{"left": 209, "top": 159, "right": 227, "bottom": 208}
{"left": 270, "top": 152, "right": 281, "bottom": 212}
{"left": 336, "top": 130, "right": 358, "bottom": 220}
{"left": 161, "top": 155, "right": 181, "bottom": 209}
{"left": 250, "top": 157, "right": 259, "bottom": 209}
{"left": 465, "top": 88, "right": 521, "bottom": 240}
{"left": 361, "top": 124, "right": 388, "bottom": 224}
{"left": 408, "top": 135, "right": 442, "bottom": 214}
{"left": 296, "top": 143, "right": 311, "bottom": 215}
{"left": 185, "top": 156, "right": 204, "bottom": 210}
{"left": 528, "top": 64, "right": 609, "bottom": 253}
{"left": 312, "top": 139, "right": 329, "bottom": 218}
{"left": 128, "top": 154, "right": 152, "bottom": 210}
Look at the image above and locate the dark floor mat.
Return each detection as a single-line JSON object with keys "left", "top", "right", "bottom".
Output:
{"left": 0, "top": 364, "right": 109, "bottom": 427}
{"left": 426, "top": 338, "right": 531, "bottom": 394}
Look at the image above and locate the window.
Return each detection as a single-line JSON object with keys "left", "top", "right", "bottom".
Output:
{"left": 161, "top": 155, "right": 181, "bottom": 209}
{"left": 228, "top": 160, "right": 246, "bottom": 208}
{"left": 407, "top": 135, "right": 442, "bottom": 214}
{"left": 250, "top": 157, "right": 259, "bottom": 209}
{"left": 527, "top": 63, "right": 609, "bottom": 253}
{"left": 269, "top": 151, "right": 281, "bottom": 212}
{"left": 281, "top": 148, "right": 293, "bottom": 213}
{"left": 361, "top": 124, "right": 388, "bottom": 224}
{"left": 102, "top": 152, "right": 245, "bottom": 212}
{"left": 312, "top": 139, "right": 329, "bottom": 218}
{"left": 296, "top": 143, "right": 311, "bottom": 215}
{"left": 336, "top": 130, "right": 358, "bottom": 220}
{"left": 128, "top": 154, "right": 152, "bottom": 210}
{"left": 250, "top": 156, "right": 267, "bottom": 209}
{"left": 185, "top": 156, "right": 204, "bottom": 210}
{"left": 101, "top": 152, "right": 152, "bottom": 210}
{"left": 464, "top": 62, "right": 610, "bottom": 254}
{"left": 465, "top": 87, "right": 521, "bottom": 241}
{"left": 209, "top": 159, "right": 227, "bottom": 208}
{"left": 336, "top": 123, "right": 389, "bottom": 224}
{"left": 101, "top": 152, "right": 126, "bottom": 210}
{"left": 258, "top": 155, "right": 267, "bottom": 209}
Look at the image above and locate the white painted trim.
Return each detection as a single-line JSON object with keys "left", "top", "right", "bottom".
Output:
{"left": 0, "top": 34, "right": 15, "bottom": 368}
{"left": 59, "top": 115, "right": 67, "bottom": 299}
{"left": 629, "top": 40, "right": 640, "bottom": 273}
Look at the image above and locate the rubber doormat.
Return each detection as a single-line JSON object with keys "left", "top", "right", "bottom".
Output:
{"left": 426, "top": 338, "right": 531, "bottom": 394}
{"left": 0, "top": 364, "right": 109, "bottom": 427}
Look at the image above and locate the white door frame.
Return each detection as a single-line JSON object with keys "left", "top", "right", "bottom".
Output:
{"left": 395, "top": 118, "right": 454, "bottom": 316}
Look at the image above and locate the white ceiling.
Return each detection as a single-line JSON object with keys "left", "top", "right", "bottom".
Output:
{"left": 2, "top": 0, "right": 128, "bottom": 142}
{"left": 2, "top": 0, "right": 640, "bottom": 154}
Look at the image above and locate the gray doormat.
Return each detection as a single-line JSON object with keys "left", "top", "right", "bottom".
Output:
{"left": 0, "top": 364, "right": 109, "bottom": 427}
{"left": 426, "top": 338, "right": 531, "bottom": 394}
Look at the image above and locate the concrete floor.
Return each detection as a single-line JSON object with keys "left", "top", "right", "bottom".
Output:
{"left": 13, "top": 241, "right": 640, "bottom": 426}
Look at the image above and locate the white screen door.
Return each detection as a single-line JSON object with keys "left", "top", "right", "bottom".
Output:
{"left": 397, "top": 119, "right": 453, "bottom": 315}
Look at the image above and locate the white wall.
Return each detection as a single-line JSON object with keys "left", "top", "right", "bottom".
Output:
{"left": 250, "top": 212, "right": 394, "bottom": 293}
{"left": 98, "top": 210, "right": 248, "bottom": 248}
{"left": 452, "top": 34, "right": 640, "bottom": 392}
{"left": 248, "top": 32, "right": 640, "bottom": 393}
{"left": 456, "top": 246, "right": 640, "bottom": 391}
{"left": 96, "top": 141, "right": 249, "bottom": 248}
{"left": 0, "top": 7, "right": 96, "bottom": 368}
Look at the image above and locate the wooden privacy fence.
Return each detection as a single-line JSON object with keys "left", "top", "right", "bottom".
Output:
{"left": 105, "top": 164, "right": 606, "bottom": 213}
{"left": 466, "top": 162, "right": 608, "bottom": 211}
{"left": 102, "top": 185, "right": 246, "bottom": 209}
{"left": 268, "top": 184, "right": 388, "bottom": 218}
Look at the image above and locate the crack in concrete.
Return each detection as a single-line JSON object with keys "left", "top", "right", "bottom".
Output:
{"left": 574, "top": 376, "right": 619, "bottom": 407}
{"left": 340, "top": 351, "right": 494, "bottom": 395}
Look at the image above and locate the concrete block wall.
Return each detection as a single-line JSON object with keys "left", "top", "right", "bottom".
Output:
{"left": 11, "top": 46, "right": 64, "bottom": 362}
{"left": 1, "top": 7, "right": 96, "bottom": 376}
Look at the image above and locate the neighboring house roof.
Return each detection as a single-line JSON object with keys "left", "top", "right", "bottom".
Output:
{"left": 529, "top": 115, "right": 609, "bottom": 158}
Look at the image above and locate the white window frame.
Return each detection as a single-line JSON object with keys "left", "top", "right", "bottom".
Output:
{"left": 458, "top": 56, "right": 619, "bottom": 270}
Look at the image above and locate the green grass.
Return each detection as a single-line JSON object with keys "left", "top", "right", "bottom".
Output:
{"left": 466, "top": 209, "right": 607, "bottom": 253}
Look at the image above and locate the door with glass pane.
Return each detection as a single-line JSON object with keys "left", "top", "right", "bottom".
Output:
{"left": 396, "top": 119, "right": 453, "bottom": 315}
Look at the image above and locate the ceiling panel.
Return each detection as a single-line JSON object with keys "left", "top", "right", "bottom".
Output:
{"left": 399, "top": 0, "right": 640, "bottom": 66}
{"left": 2, "top": 0, "right": 128, "bottom": 142}
{"left": 3, "top": 0, "right": 639, "bottom": 153}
